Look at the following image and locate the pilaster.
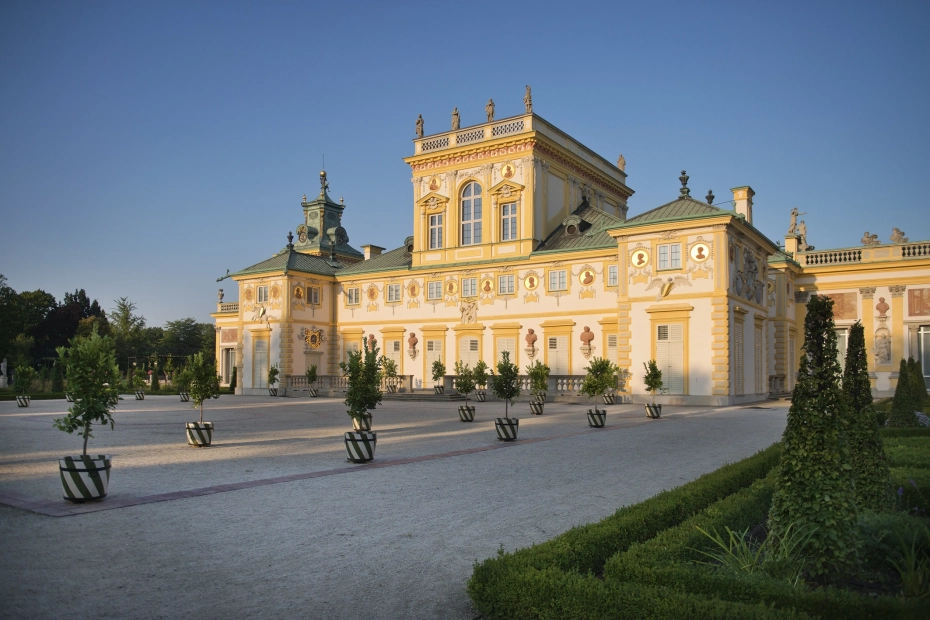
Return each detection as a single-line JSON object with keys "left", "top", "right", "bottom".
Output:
{"left": 890, "top": 285, "right": 906, "bottom": 378}
{"left": 859, "top": 287, "right": 876, "bottom": 385}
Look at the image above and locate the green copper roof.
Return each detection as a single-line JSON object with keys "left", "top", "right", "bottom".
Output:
{"left": 621, "top": 194, "right": 732, "bottom": 225}
{"left": 532, "top": 200, "right": 623, "bottom": 253}
{"left": 231, "top": 247, "right": 343, "bottom": 277}
{"left": 338, "top": 245, "right": 412, "bottom": 275}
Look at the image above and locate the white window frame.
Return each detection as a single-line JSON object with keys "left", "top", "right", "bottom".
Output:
{"left": 387, "top": 284, "right": 402, "bottom": 303}
{"left": 256, "top": 286, "right": 269, "bottom": 303}
{"left": 308, "top": 286, "right": 321, "bottom": 306}
{"left": 498, "top": 275, "right": 515, "bottom": 295}
{"left": 658, "top": 243, "right": 681, "bottom": 270}
{"left": 346, "top": 287, "right": 360, "bottom": 306}
{"left": 501, "top": 202, "right": 517, "bottom": 241}
{"left": 608, "top": 264, "right": 619, "bottom": 287}
{"left": 427, "top": 281, "right": 443, "bottom": 300}
{"left": 461, "top": 277, "right": 478, "bottom": 298}
{"left": 429, "top": 213, "right": 443, "bottom": 249}
{"left": 460, "top": 182, "right": 482, "bottom": 246}
{"left": 835, "top": 327, "right": 848, "bottom": 372}
{"left": 548, "top": 270, "right": 567, "bottom": 292}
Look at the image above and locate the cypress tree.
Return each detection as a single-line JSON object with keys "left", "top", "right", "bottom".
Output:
{"left": 907, "top": 357, "right": 928, "bottom": 408}
{"left": 769, "top": 295, "right": 858, "bottom": 577}
{"left": 229, "top": 366, "right": 237, "bottom": 392}
{"left": 888, "top": 359, "right": 919, "bottom": 427}
{"left": 842, "top": 321, "right": 891, "bottom": 511}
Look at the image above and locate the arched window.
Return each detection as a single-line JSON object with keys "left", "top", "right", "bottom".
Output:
{"left": 460, "top": 182, "right": 482, "bottom": 246}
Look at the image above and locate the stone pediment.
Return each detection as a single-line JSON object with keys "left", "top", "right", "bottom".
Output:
{"left": 416, "top": 192, "right": 450, "bottom": 212}
{"left": 489, "top": 180, "right": 525, "bottom": 199}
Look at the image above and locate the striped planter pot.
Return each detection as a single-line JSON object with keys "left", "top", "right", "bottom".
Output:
{"left": 495, "top": 417, "right": 519, "bottom": 441}
{"left": 269, "top": 388, "right": 278, "bottom": 396}
{"left": 386, "top": 384, "right": 397, "bottom": 393}
{"left": 179, "top": 393, "right": 190, "bottom": 402}
{"left": 352, "top": 414, "right": 372, "bottom": 431}
{"left": 458, "top": 405, "right": 475, "bottom": 422}
{"left": 65, "top": 393, "right": 75, "bottom": 403}
{"left": 534, "top": 392, "right": 547, "bottom": 403}
{"left": 602, "top": 394, "right": 615, "bottom": 405}
{"left": 530, "top": 401, "right": 544, "bottom": 415}
{"left": 345, "top": 431, "right": 377, "bottom": 462}
{"left": 186, "top": 422, "right": 214, "bottom": 447}
{"left": 587, "top": 409, "right": 607, "bottom": 428}
{"left": 135, "top": 391, "right": 145, "bottom": 400}
{"left": 645, "top": 404, "right": 662, "bottom": 419}
{"left": 16, "top": 395, "right": 30, "bottom": 407}
{"left": 308, "top": 388, "right": 318, "bottom": 397}
{"left": 434, "top": 386, "right": 444, "bottom": 395}
{"left": 475, "top": 391, "right": 487, "bottom": 402}
{"left": 59, "top": 454, "right": 111, "bottom": 502}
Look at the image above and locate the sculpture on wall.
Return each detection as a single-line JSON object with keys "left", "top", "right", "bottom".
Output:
{"left": 875, "top": 296, "right": 889, "bottom": 317}
{"left": 798, "top": 220, "right": 810, "bottom": 250}
{"left": 366, "top": 334, "right": 377, "bottom": 351}
{"left": 861, "top": 232, "right": 880, "bottom": 246}
{"left": 875, "top": 330, "right": 891, "bottom": 365}
{"left": 407, "top": 331, "right": 418, "bottom": 360}
{"left": 890, "top": 228, "right": 908, "bottom": 243}
{"left": 579, "top": 326, "right": 595, "bottom": 359}
{"left": 460, "top": 301, "right": 477, "bottom": 324}
{"left": 525, "top": 328, "right": 538, "bottom": 359}
{"left": 218, "top": 289, "right": 224, "bottom": 303}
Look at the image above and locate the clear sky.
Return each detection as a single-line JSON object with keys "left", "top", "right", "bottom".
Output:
{"left": 2, "top": 0, "right": 928, "bottom": 327}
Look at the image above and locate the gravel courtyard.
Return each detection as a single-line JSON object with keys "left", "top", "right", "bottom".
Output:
{"left": 0, "top": 395, "right": 787, "bottom": 619}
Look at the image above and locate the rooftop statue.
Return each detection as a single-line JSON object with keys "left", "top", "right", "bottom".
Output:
{"left": 890, "top": 227, "right": 908, "bottom": 244}
{"left": 524, "top": 85, "right": 532, "bottom": 114}
{"left": 787, "top": 207, "right": 806, "bottom": 235}
{"left": 415, "top": 114, "right": 424, "bottom": 138}
{"left": 617, "top": 154, "right": 626, "bottom": 171}
{"left": 451, "top": 107, "right": 460, "bottom": 130}
{"left": 861, "top": 232, "right": 880, "bottom": 246}
{"left": 485, "top": 98, "right": 495, "bottom": 122}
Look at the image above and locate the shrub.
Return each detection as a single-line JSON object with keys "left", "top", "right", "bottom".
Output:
{"left": 889, "top": 359, "right": 920, "bottom": 427}
{"left": 14, "top": 365, "right": 36, "bottom": 396}
{"left": 267, "top": 364, "right": 279, "bottom": 388}
{"left": 188, "top": 353, "right": 220, "bottom": 423}
{"left": 908, "top": 357, "right": 929, "bottom": 408}
{"left": 490, "top": 351, "right": 520, "bottom": 417}
{"left": 340, "top": 335, "right": 382, "bottom": 425}
{"left": 579, "top": 357, "right": 618, "bottom": 405}
{"left": 131, "top": 368, "right": 146, "bottom": 392}
{"left": 175, "top": 366, "right": 193, "bottom": 394}
{"left": 525, "top": 360, "right": 550, "bottom": 398}
{"left": 769, "top": 295, "right": 858, "bottom": 577}
{"left": 431, "top": 359, "right": 445, "bottom": 385}
{"left": 643, "top": 359, "right": 663, "bottom": 403}
{"left": 473, "top": 359, "right": 490, "bottom": 390}
{"left": 305, "top": 364, "right": 317, "bottom": 386}
{"left": 843, "top": 321, "right": 892, "bottom": 511}
{"left": 453, "top": 361, "right": 475, "bottom": 406}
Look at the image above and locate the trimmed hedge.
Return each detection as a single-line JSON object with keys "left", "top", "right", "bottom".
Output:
{"left": 0, "top": 392, "right": 68, "bottom": 401}
{"left": 881, "top": 427, "right": 930, "bottom": 439}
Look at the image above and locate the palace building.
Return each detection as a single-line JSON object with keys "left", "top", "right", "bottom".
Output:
{"left": 212, "top": 107, "right": 930, "bottom": 404}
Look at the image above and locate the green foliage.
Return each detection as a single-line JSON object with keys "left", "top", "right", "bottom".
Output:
{"left": 187, "top": 353, "right": 220, "bottom": 424}
{"left": 453, "top": 361, "right": 475, "bottom": 404}
{"left": 175, "top": 365, "right": 193, "bottom": 394}
{"left": 889, "top": 359, "right": 920, "bottom": 427}
{"left": 267, "top": 364, "right": 279, "bottom": 387}
{"left": 305, "top": 364, "right": 317, "bottom": 385}
{"left": 473, "top": 359, "right": 491, "bottom": 388}
{"left": 14, "top": 365, "right": 36, "bottom": 396}
{"left": 339, "top": 336, "right": 382, "bottom": 423}
{"left": 431, "top": 359, "right": 445, "bottom": 384}
{"left": 150, "top": 364, "right": 160, "bottom": 392}
{"left": 525, "top": 359, "right": 550, "bottom": 397}
{"left": 52, "top": 327, "right": 121, "bottom": 456}
{"left": 379, "top": 356, "right": 398, "bottom": 379}
{"left": 10, "top": 334, "right": 34, "bottom": 367}
{"left": 131, "top": 367, "right": 146, "bottom": 391}
{"left": 769, "top": 295, "right": 859, "bottom": 577}
{"left": 579, "top": 357, "right": 618, "bottom": 401}
{"left": 491, "top": 351, "right": 521, "bottom": 417}
{"left": 229, "top": 365, "right": 237, "bottom": 391}
{"left": 843, "top": 321, "right": 892, "bottom": 511}
{"left": 643, "top": 359, "right": 663, "bottom": 402}
{"left": 50, "top": 362, "right": 64, "bottom": 392}
{"left": 908, "top": 357, "right": 929, "bottom": 407}
{"left": 889, "top": 523, "right": 930, "bottom": 600}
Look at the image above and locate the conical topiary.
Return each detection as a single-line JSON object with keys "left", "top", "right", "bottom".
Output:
{"left": 769, "top": 295, "right": 858, "bottom": 577}
{"left": 842, "top": 321, "right": 891, "bottom": 511}
{"left": 907, "top": 357, "right": 928, "bottom": 408}
{"left": 887, "top": 359, "right": 919, "bottom": 427}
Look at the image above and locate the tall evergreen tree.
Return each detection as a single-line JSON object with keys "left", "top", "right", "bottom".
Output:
{"left": 842, "top": 321, "right": 891, "bottom": 511}
{"left": 907, "top": 357, "right": 928, "bottom": 408}
{"left": 769, "top": 295, "right": 858, "bottom": 577}
{"left": 888, "top": 359, "right": 919, "bottom": 427}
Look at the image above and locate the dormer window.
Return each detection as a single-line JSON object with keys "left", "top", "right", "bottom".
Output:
{"left": 461, "top": 182, "right": 482, "bottom": 245}
{"left": 562, "top": 214, "right": 582, "bottom": 236}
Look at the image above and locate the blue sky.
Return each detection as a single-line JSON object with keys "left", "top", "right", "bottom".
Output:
{"left": 2, "top": 0, "right": 928, "bottom": 327}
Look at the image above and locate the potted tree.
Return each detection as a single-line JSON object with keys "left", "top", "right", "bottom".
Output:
{"left": 491, "top": 351, "right": 521, "bottom": 440}
{"left": 14, "top": 365, "right": 36, "bottom": 407}
{"left": 268, "top": 364, "right": 280, "bottom": 397}
{"left": 473, "top": 359, "right": 490, "bottom": 402}
{"left": 579, "top": 357, "right": 618, "bottom": 428}
{"left": 643, "top": 359, "right": 664, "bottom": 419}
{"left": 185, "top": 353, "right": 221, "bottom": 447}
{"left": 132, "top": 367, "right": 146, "bottom": 400}
{"left": 432, "top": 359, "right": 446, "bottom": 394}
{"left": 454, "top": 361, "right": 476, "bottom": 422}
{"left": 526, "top": 360, "right": 550, "bottom": 414}
{"left": 175, "top": 365, "right": 192, "bottom": 402}
{"left": 381, "top": 356, "right": 399, "bottom": 393}
{"left": 305, "top": 364, "right": 319, "bottom": 397}
{"left": 340, "top": 336, "right": 382, "bottom": 461}
{"left": 53, "top": 328, "right": 121, "bottom": 502}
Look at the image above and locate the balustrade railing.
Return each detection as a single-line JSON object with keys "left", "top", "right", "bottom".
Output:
{"left": 284, "top": 374, "right": 412, "bottom": 395}
{"left": 802, "top": 249, "right": 861, "bottom": 265}
{"left": 902, "top": 242, "right": 930, "bottom": 258}
{"left": 218, "top": 302, "right": 239, "bottom": 313}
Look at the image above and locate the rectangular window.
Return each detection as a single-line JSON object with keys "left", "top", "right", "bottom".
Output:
{"left": 658, "top": 244, "right": 681, "bottom": 270}
{"left": 835, "top": 328, "right": 848, "bottom": 372}
{"left": 657, "top": 323, "right": 685, "bottom": 395}
{"left": 607, "top": 334, "right": 618, "bottom": 363}
{"left": 429, "top": 214, "right": 443, "bottom": 249}
{"left": 461, "top": 278, "right": 477, "bottom": 297}
{"left": 919, "top": 326, "right": 930, "bottom": 389}
{"left": 497, "top": 337, "right": 516, "bottom": 364}
{"left": 308, "top": 286, "right": 320, "bottom": 305}
{"left": 501, "top": 203, "right": 517, "bottom": 241}
{"left": 344, "top": 340, "right": 360, "bottom": 363}
{"left": 547, "top": 335, "right": 568, "bottom": 374}
{"left": 256, "top": 286, "right": 269, "bottom": 303}
{"left": 427, "top": 281, "right": 443, "bottom": 300}
{"left": 608, "top": 265, "right": 619, "bottom": 287}
{"left": 346, "top": 288, "right": 360, "bottom": 305}
{"left": 548, "top": 270, "right": 567, "bottom": 291}
{"left": 387, "top": 284, "right": 401, "bottom": 303}
{"left": 498, "top": 275, "right": 515, "bottom": 295}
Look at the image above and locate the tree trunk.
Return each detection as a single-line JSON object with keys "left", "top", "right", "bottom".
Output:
{"left": 200, "top": 403, "right": 204, "bottom": 424}
{"left": 82, "top": 423, "right": 90, "bottom": 457}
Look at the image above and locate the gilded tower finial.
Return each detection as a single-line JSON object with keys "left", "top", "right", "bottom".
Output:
{"left": 679, "top": 170, "right": 690, "bottom": 197}
{"left": 320, "top": 170, "right": 329, "bottom": 192}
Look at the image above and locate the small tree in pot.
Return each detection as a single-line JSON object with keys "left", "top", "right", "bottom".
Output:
{"left": 186, "top": 353, "right": 221, "bottom": 447}
{"left": 526, "top": 360, "right": 550, "bottom": 414}
{"left": 53, "top": 327, "right": 121, "bottom": 501}
{"left": 454, "top": 361, "right": 476, "bottom": 422}
{"left": 579, "top": 357, "right": 618, "bottom": 427}
{"left": 267, "top": 364, "right": 280, "bottom": 396}
{"left": 643, "top": 359, "right": 664, "bottom": 418}
{"left": 132, "top": 367, "right": 146, "bottom": 400}
{"left": 491, "top": 351, "right": 521, "bottom": 440}
{"left": 175, "top": 365, "right": 192, "bottom": 402}
{"left": 381, "top": 356, "right": 399, "bottom": 393}
{"left": 473, "top": 359, "right": 490, "bottom": 402}
{"left": 305, "top": 364, "right": 319, "bottom": 397}
{"left": 14, "top": 365, "right": 36, "bottom": 407}
{"left": 432, "top": 359, "right": 446, "bottom": 394}
{"left": 340, "top": 337, "right": 382, "bottom": 461}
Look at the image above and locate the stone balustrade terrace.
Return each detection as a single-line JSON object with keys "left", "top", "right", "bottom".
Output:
{"left": 796, "top": 239, "right": 930, "bottom": 267}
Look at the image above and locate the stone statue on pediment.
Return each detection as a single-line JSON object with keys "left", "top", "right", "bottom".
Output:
{"left": 485, "top": 99, "right": 495, "bottom": 122}
{"left": 616, "top": 154, "right": 626, "bottom": 171}
{"left": 861, "top": 232, "right": 880, "bottom": 246}
{"left": 890, "top": 228, "right": 908, "bottom": 244}
{"left": 415, "top": 114, "right": 424, "bottom": 138}
{"left": 451, "top": 107, "right": 460, "bottom": 130}
{"left": 524, "top": 85, "right": 532, "bottom": 114}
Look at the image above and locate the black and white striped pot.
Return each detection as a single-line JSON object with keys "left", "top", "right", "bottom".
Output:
{"left": 587, "top": 409, "right": 607, "bottom": 428}
{"left": 179, "top": 392, "right": 190, "bottom": 402}
{"left": 475, "top": 391, "right": 487, "bottom": 402}
{"left": 59, "top": 454, "right": 111, "bottom": 502}
{"left": 352, "top": 414, "right": 372, "bottom": 431}
{"left": 534, "top": 392, "right": 547, "bottom": 403}
{"left": 345, "top": 431, "right": 377, "bottom": 462}
{"left": 495, "top": 417, "right": 519, "bottom": 441}
{"left": 602, "top": 394, "right": 615, "bottom": 405}
{"left": 186, "top": 421, "right": 214, "bottom": 447}
{"left": 269, "top": 388, "right": 278, "bottom": 396}
{"left": 458, "top": 405, "right": 475, "bottom": 422}
{"left": 65, "top": 393, "right": 75, "bottom": 403}
{"left": 16, "top": 395, "right": 30, "bottom": 407}
{"left": 308, "top": 387, "right": 318, "bottom": 397}
{"left": 386, "top": 384, "right": 397, "bottom": 393}
{"left": 530, "top": 401, "right": 544, "bottom": 415}
{"left": 645, "top": 404, "right": 662, "bottom": 419}
{"left": 434, "top": 385, "right": 444, "bottom": 395}
{"left": 135, "top": 391, "right": 145, "bottom": 400}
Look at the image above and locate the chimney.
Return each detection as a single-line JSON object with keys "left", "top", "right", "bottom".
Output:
{"left": 361, "top": 244, "right": 385, "bottom": 260}
{"left": 730, "top": 186, "right": 754, "bottom": 224}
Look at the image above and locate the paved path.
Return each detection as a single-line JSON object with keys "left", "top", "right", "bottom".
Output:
{"left": 0, "top": 395, "right": 787, "bottom": 619}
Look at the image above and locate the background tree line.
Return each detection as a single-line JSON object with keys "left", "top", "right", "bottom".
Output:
{"left": 0, "top": 274, "right": 215, "bottom": 378}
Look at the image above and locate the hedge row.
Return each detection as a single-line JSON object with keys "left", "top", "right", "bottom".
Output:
{"left": 0, "top": 392, "right": 68, "bottom": 401}
{"left": 603, "top": 475, "right": 927, "bottom": 619}
{"left": 880, "top": 427, "right": 930, "bottom": 439}
{"left": 468, "top": 443, "right": 782, "bottom": 616}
